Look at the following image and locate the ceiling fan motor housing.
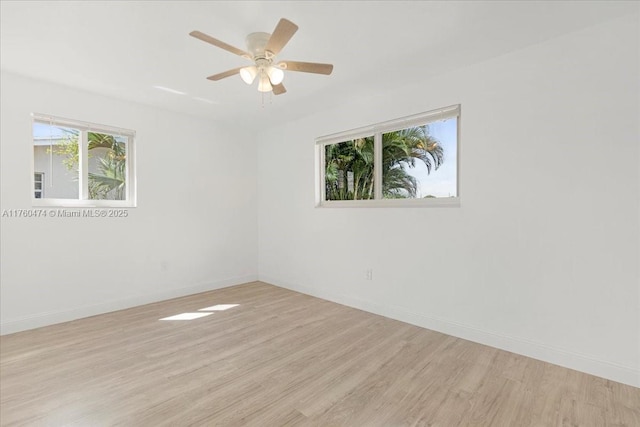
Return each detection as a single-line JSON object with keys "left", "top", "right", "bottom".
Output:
{"left": 246, "top": 32, "right": 273, "bottom": 61}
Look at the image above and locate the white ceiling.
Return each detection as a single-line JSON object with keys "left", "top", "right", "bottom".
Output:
{"left": 0, "top": 1, "right": 635, "bottom": 129}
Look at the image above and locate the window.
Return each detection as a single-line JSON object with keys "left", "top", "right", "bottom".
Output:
{"left": 34, "top": 172, "right": 44, "bottom": 199}
{"left": 32, "top": 114, "right": 136, "bottom": 207}
{"left": 316, "top": 105, "right": 459, "bottom": 207}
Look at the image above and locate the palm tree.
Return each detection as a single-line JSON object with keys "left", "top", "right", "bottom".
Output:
{"left": 382, "top": 126, "right": 442, "bottom": 198}
{"left": 87, "top": 132, "right": 126, "bottom": 200}
{"left": 325, "top": 125, "right": 443, "bottom": 200}
{"left": 50, "top": 130, "right": 127, "bottom": 200}
{"left": 325, "top": 137, "right": 375, "bottom": 200}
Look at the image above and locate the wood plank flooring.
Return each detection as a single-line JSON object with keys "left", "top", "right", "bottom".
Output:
{"left": 1, "top": 282, "right": 638, "bottom": 426}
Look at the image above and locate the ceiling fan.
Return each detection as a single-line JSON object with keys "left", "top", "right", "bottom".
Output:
{"left": 189, "top": 18, "right": 333, "bottom": 95}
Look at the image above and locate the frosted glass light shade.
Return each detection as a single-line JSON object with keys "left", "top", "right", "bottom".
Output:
{"left": 257, "top": 74, "right": 272, "bottom": 92}
{"left": 240, "top": 66, "right": 258, "bottom": 84}
{"left": 267, "top": 66, "right": 284, "bottom": 85}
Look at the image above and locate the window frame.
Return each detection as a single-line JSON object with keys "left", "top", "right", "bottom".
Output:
{"left": 316, "top": 104, "right": 460, "bottom": 208}
{"left": 31, "top": 113, "right": 136, "bottom": 208}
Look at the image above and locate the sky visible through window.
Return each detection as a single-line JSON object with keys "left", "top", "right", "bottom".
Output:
{"left": 407, "top": 117, "right": 457, "bottom": 198}
{"left": 33, "top": 122, "right": 68, "bottom": 138}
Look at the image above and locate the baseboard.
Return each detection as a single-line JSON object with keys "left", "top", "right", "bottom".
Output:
{"left": 0, "top": 274, "right": 258, "bottom": 336}
{"left": 259, "top": 275, "right": 640, "bottom": 388}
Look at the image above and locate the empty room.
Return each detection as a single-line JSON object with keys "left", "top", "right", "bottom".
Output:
{"left": 1, "top": 1, "right": 638, "bottom": 425}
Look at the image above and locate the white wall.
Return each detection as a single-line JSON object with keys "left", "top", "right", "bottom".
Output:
{"left": 257, "top": 15, "right": 640, "bottom": 387}
{"left": 0, "top": 72, "right": 258, "bottom": 334}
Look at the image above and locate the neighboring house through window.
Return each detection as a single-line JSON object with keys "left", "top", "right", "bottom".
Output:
{"left": 34, "top": 172, "right": 44, "bottom": 199}
{"left": 32, "top": 114, "right": 136, "bottom": 207}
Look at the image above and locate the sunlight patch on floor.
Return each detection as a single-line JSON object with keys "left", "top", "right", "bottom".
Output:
{"left": 199, "top": 304, "right": 239, "bottom": 311}
{"left": 159, "top": 312, "right": 213, "bottom": 321}
{"left": 159, "top": 304, "right": 239, "bottom": 321}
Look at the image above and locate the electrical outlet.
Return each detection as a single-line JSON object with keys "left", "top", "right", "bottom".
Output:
{"left": 365, "top": 268, "right": 373, "bottom": 280}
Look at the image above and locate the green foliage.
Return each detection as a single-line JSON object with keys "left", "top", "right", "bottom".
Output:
{"left": 325, "top": 125, "right": 444, "bottom": 200}
{"left": 48, "top": 129, "right": 126, "bottom": 200}
{"left": 87, "top": 133, "right": 126, "bottom": 200}
{"left": 382, "top": 126, "right": 443, "bottom": 198}
{"left": 47, "top": 130, "right": 80, "bottom": 171}
{"left": 325, "top": 137, "right": 375, "bottom": 200}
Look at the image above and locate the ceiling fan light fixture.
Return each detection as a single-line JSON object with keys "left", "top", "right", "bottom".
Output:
{"left": 240, "top": 66, "right": 258, "bottom": 84}
{"left": 240, "top": 65, "right": 258, "bottom": 85}
{"left": 257, "top": 73, "right": 272, "bottom": 92}
{"left": 267, "top": 66, "right": 284, "bottom": 85}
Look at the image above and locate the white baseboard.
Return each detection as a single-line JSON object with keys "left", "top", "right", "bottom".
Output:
{"left": 0, "top": 274, "right": 258, "bottom": 336}
{"left": 259, "top": 275, "right": 640, "bottom": 388}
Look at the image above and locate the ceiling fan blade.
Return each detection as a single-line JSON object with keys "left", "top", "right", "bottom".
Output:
{"left": 190, "top": 30, "right": 251, "bottom": 58}
{"left": 278, "top": 61, "right": 333, "bottom": 75}
{"left": 272, "top": 83, "right": 287, "bottom": 95}
{"left": 265, "top": 19, "right": 298, "bottom": 55}
{"left": 207, "top": 67, "right": 243, "bottom": 81}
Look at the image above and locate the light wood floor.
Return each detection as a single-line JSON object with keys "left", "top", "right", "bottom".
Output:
{"left": 1, "top": 282, "right": 638, "bottom": 426}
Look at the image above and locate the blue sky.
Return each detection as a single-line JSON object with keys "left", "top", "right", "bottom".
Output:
{"left": 401, "top": 117, "right": 457, "bottom": 198}
{"left": 33, "top": 122, "right": 126, "bottom": 143}
{"left": 33, "top": 122, "right": 71, "bottom": 138}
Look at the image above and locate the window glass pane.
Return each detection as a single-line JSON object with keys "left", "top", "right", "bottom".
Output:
{"left": 382, "top": 118, "right": 457, "bottom": 199}
{"left": 325, "top": 137, "right": 374, "bottom": 200}
{"left": 87, "top": 132, "right": 127, "bottom": 200}
{"left": 33, "top": 122, "right": 79, "bottom": 199}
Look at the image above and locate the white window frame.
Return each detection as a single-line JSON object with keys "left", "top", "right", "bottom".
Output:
{"left": 31, "top": 113, "right": 137, "bottom": 208}
{"left": 316, "top": 104, "right": 460, "bottom": 208}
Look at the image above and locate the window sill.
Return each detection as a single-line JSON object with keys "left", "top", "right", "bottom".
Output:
{"left": 32, "top": 199, "right": 136, "bottom": 208}
{"left": 316, "top": 198, "right": 460, "bottom": 208}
